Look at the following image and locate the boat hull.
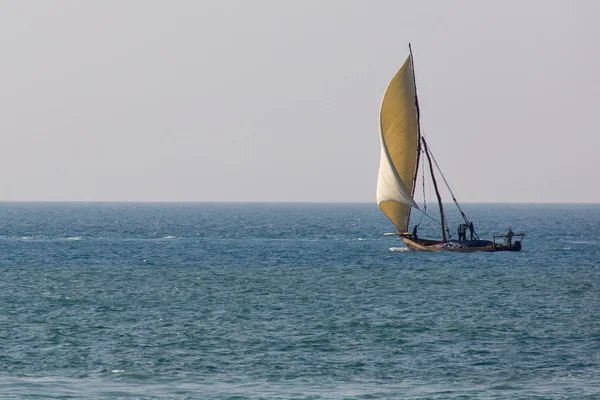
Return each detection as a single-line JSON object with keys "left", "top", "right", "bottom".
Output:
{"left": 402, "top": 237, "right": 522, "bottom": 252}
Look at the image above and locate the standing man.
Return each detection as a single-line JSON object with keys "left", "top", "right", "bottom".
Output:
{"left": 457, "top": 224, "right": 465, "bottom": 241}
{"left": 506, "top": 228, "right": 514, "bottom": 249}
{"left": 468, "top": 222, "right": 475, "bottom": 241}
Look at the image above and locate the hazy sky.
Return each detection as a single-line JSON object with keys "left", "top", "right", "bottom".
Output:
{"left": 1, "top": 1, "right": 598, "bottom": 202}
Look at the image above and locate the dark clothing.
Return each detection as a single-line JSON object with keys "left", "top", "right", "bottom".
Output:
{"left": 457, "top": 224, "right": 466, "bottom": 241}
{"left": 412, "top": 225, "right": 418, "bottom": 240}
{"left": 506, "top": 229, "right": 514, "bottom": 248}
{"left": 468, "top": 222, "right": 474, "bottom": 240}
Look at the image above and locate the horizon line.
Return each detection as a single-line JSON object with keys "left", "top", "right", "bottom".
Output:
{"left": 0, "top": 200, "right": 599, "bottom": 205}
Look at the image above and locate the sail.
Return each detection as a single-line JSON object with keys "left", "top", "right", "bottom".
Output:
{"left": 376, "top": 55, "right": 420, "bottom": 232}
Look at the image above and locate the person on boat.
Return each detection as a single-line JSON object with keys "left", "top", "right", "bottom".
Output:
{"left": 412, "top": 224, "right": 418, "bottom": 240}
{"left": 506, "top": 228, "right": 514, "bottom": 248}
{"left": 457, "top": 224, "right": 465, "bottom": 241}
{"left": 468, "top": 222, "right": 475, "bottom": 241}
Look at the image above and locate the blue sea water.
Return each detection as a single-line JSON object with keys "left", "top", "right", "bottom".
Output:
{"left": 1, "top": 202, "right": 599, "bottom": 399}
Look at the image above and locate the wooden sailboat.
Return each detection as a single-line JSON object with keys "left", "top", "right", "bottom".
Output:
{"left": 376, "top": 44, "right": 523, "bottom": 252}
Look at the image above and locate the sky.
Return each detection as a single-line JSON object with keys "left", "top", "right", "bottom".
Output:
{"left": 1, "top": 1, "right": 598, "bottom": 203}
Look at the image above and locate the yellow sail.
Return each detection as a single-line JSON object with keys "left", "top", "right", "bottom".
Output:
{"left": 376, "top": 55, "right": 420, "bottom": 232}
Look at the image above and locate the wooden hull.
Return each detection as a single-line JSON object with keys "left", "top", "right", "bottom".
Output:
{"left": 402, "top": 237, "right": 522, "bottom": 252}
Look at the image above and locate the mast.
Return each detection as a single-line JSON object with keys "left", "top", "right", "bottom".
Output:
{"left": 408, "top": 43, "right": 422, "bottom": 200}
{"left": 422, "top": 137, "right": 447, "bottom": 241}
{"left": 408, "top": 44, "right": 446, "bottom": 241}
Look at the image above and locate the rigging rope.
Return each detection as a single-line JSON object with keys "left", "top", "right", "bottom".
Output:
{"left": 426, "top": 143, "right": 479, "bottom": 240}
{"left": 414, "top": 147, "right": 427, "bottom": 228}
{"left": 412, "top": 130, "right": 443, "bottom": 231}
{"left": 421, "top": 148, "right": 427, "bottom": 216}
{"left": 415, "top": 208, "right": 440, "bottom": 225}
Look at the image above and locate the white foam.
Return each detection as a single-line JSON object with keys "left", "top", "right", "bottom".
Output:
{"left": 22, "top": 236, "right": 41, "bottom": 240}
{"left": 389, "top": 247, "right": 409, "bottom": 252}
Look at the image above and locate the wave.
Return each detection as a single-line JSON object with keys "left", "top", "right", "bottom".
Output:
{"left": 16, "top": 235, "right": 85, "bottom": 241}
{"left": 389, "top": 247, "right": 409, "bottom": 252}
{"left": 21, "top": 236, "right": 42, "bottom": 240}
{"left": 9, "top": 235, "right": 184, "bottom": 242}
{"left": 569, "top": 240, "right": 598, "bottom": 245}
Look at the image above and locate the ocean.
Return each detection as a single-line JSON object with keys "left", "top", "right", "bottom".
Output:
{"left": 0, "top": 202, "right": 599, "bottom": 399}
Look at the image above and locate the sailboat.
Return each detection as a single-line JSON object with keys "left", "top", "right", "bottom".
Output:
{"left": 377, "top": 44, "right": 524, "bottom": 252}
